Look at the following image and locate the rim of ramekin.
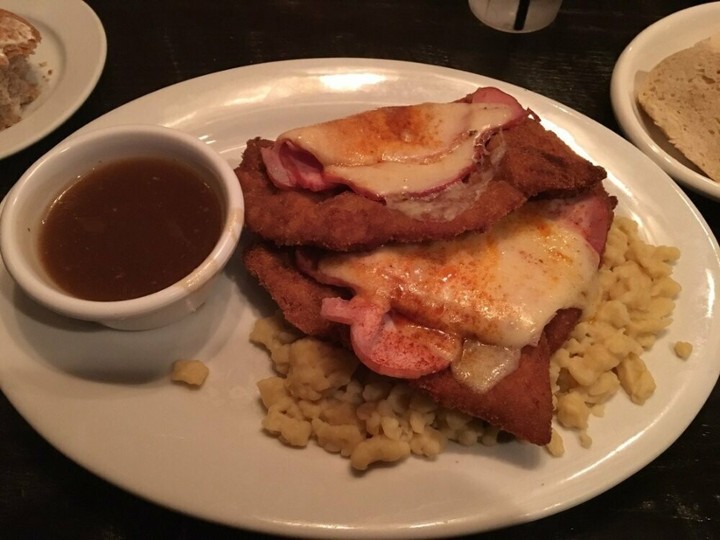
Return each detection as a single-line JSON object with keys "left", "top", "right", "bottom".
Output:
{"left": 0, "top": 124, "right": 244, "bottom": 323}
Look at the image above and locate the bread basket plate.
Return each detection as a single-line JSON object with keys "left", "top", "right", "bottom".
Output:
{"left": 1, "top": 59, "right": 719, "bottom": 538}
{"left": 610, "top": 2, "right": 720, "bottom": 201}
{"left": 0, "top": 0, "right": 106, "bottom": 159}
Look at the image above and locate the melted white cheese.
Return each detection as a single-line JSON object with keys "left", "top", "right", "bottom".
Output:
{"left": 451, "top": 340, "right": 521, "bottom": 393}
{"left": 383, "top": 138, "right": 505, "bottom": 221}
{"left": 327, "top": 136, "right": 477, "bottom": 198}
{"left": 317, "top": 201, "right": 599, "bottom": 349}
{"left": 278, "top": 102, "right": 514, "bottom": 197}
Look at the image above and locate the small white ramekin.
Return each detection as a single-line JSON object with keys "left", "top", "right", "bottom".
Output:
{"left": 0, "top": 124, "right": 244, "bottom": 331}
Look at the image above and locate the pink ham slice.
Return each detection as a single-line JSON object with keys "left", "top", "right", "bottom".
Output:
{"left": 260, "top": 87, "right": 528, "bottom": 199}
{"left": 321, "top": 296, "right": 461, "bottom": 378}
{"left": 262, "top": 142, "right": 326, "bottom": 192}
{"left": 315, "top": 185, "right": 614, "bottom": 381}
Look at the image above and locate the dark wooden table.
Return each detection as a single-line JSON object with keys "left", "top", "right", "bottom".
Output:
{"left": 2, "top": 1, "right": 718, "bottom": 538}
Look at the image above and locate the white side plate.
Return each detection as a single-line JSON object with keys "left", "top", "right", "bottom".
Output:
{"left": 611, "top": 2, "right": 720, "bottom": 200}
{"left": 0, "top": 0, "right": 106, "bottom": 159}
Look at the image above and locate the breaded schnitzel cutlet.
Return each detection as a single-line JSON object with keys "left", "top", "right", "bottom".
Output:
{"left": 243, "top": 242, "right": 349, "bottom": 342}
{"left": 242, "top": 183, "right": 615, "bottom": 445}
{"left": 237, "top": 117, "right": 606, "bottom": 252}
{"left": 243, "top": 240, "right": 584, "bottom": 444}
{"left": 240, "top": 87, "right": 614, "bottom": 447}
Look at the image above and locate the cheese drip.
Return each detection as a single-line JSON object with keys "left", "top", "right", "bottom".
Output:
{"left": 452, "top": 341, "right": 521, "bottom": 393}
{"left": 277, "top": 102, "right": 514, "bottom": 197}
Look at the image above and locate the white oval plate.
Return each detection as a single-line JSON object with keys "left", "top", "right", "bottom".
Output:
{"left": 611, "top": 2, "right": 720, "bottom": 200}
{"left": 1, "top": 59, "right": 719, "bottom": 538}
{"left": 0, "top": 0, "right": 106, "bottom": 159}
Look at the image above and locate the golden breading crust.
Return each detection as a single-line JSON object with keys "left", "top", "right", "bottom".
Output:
{"left": 243, "top": 242, "right": 349, "bottom": 343}
{"left": 236, "top": 117, "right": 607, "bottom": 251}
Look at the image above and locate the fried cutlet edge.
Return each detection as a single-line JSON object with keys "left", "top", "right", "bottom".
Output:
{"left": 243, "top": 240, "right": 582, "bottom": 445}
{"left": 236, "top": 116, "right": 607, "bottom": 252}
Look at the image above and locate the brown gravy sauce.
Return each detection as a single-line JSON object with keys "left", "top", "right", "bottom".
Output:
{"left": 39, "top": 156, "right": 223, "bottom": 301}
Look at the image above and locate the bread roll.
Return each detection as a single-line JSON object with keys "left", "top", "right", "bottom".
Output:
{"left": 637, "top": 34, "right": 720, "bottom": 182}
{"left": 0, "top": 8, "right": 41, "bottom": 130}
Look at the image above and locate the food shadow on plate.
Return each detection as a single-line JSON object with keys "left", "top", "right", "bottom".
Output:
{"left": 448, "top": 401, "right": 553, "bottom": 467}
{"left": 633, "top": 70, "right": 710, "bottom": 180}
{"left": 432, "top": 434, "right": 546, "bottom": 471}
{"left": 2, "top": 252, "right": 245, "bottom": 385}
